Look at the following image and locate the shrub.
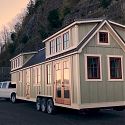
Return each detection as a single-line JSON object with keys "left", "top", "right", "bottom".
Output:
{"left": 34, "top": 0, "right": 42, "bottom": 9}
{"left": 10, "top": 32, "right": 17, "bottom": 42}
{"left": 20, "top": 35, "right": 29, "bottom": 44}
{"left": 39, "top": 26, "right": 48, "bottom": 39}
{"left": 8, "top": 43, "right": 15, "bottom": 54}
{"left": 100, "top": 0, "right": 112, "bottom": 8}
{"left": 63, "top": 7, "right": 71, "bottom": 16}
{"left": 47, "top": 9, "right": 62, "bottom": 29}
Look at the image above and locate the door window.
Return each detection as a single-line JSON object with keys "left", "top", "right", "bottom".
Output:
{"left": 56, "top": 63, "right": 61, "bottom": 98}
{"left": 63, "top": 61, "right": 70, "bottom": 98}
{"left": 2, "top": 83, "right": 7, "bottom": 88}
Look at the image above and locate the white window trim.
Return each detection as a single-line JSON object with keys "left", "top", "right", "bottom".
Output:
{"left": 97, "top": 30, "right": 110, "bottom": 45}
{"left": 46, "top": 62, "right": 52, "bottom": 86}
{"left": 84, "top": 54, "right": 102, "bottom": 81}
{"left": 48, "top": 29, "right": 70, "bottom": 56}
{"left": 11, "top": 56, "right": 22, "bottom": 70}
{"left": 63, "top": 31, "right": 70, "bottom": 50}
{"left": 33, "top": 66, "right": 41, "bottom": 86}
{"left": 50, "top": 39, "right": 55, "bottom": 54}
{"left": 107, "top": 55, "right": 124, "bottom": 81}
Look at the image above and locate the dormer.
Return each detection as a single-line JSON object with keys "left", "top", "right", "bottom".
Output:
{"left": 43, "top": 28, "right": 73, "bottom": 58}
{"left": 43, "top": 19, "right": 101, "bottom": 58}
{"left": 10, "top": 51, "right": 37, "bottom": 71}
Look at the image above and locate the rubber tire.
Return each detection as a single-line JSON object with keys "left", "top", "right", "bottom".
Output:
{"left": 11, "top": 93, "right": 16, "bottom": 103}
{"left": 36, "top": 97, "right": 41, "bottom": 111}
{"left": 47, "top": 98, "right": 56, "bottom": 115}
{"left": 41, "top": 98, "right": 47, "bottom": 113}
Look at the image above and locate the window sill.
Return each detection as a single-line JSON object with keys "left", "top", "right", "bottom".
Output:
{"left": 33, "top": 84, "right": 41, "bottom": 86}
{"left": 97, "top": 42, "right": 110, "bottom": 45}
{"left": 108, "top": 78, "right": 124, "bottom": 82}
{"left": 85, "top": 79, "right": 102, "bottom": 82}
{"left": 46, "top": 84, "right": 52, "bottom": 86}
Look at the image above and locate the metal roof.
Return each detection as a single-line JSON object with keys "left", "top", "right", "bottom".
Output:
{"left": 22, "top": 48, "right": 46, "bottom": 69}
{"left": 11, "top": 18, "right": 125, "bottom": 72}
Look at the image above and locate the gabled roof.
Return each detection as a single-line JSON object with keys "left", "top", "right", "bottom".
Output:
{"left": 22, "top": 48, "right": 46, "bottom": 69}
{"left": 11, "top": 18, "right": 125, "bottom": 72}
{"left": 10, "top": 51, "right": 37, "bottom": 61}
{"left": 78, "top": 19, "right": 125, "bottom": 52}
{"left": 43, "top": 18, "right": 103, "bottom": 43}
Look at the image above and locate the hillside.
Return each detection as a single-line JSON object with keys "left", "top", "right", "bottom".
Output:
{"left": 0, "top": 0, "right": 125, "bottom": 67}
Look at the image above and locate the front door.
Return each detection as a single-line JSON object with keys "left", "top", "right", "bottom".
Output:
{"left": 55, "top": 59, "right": 71, "bottom": 105}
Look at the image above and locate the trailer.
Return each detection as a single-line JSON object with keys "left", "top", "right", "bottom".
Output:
{"left": 10, "top": 18, "right": 125, "bottom": 114}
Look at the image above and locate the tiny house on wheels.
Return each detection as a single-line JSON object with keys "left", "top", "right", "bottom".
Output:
{"left": 10, "top": 18, "right": 125, "bottom": 114}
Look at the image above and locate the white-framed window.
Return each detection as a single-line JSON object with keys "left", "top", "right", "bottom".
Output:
{"left": 56, "top": 36, "right": 61, "bottom": 52}
{"left": 33, "top": 66, "right": 41, "bottom": 85}
{"left": 97, "top": 30, "right": 110, "bottom": 45}
{"left": 19, "top": 71, "right": 22, "bottom": 82}
{"left": 63, "top": 32, "right": 69, "bottom": 49}
{"left": 85, "top": 54, "right": 102, "bottom": 81}
{"left": 50, "top": 40, "right": 55, "bottom": 54}
{"left": 107, "top": 55, "right": 123, "bottom": 81}
{"left": 46, "top": 64, "right": 51, "bottom": 85}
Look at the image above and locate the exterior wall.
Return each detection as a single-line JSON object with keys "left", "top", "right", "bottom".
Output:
{"left": 79, "top": 31, "right": 125, "bottom": 105}
{"left": 12, "top": 54, "right": 79, "bottom": 106}
{"left": 11, "top": 72, "right": 17, "bottom": 84}
{"left": 16, "top": 63, "right": 53, "bottom": 100}
{"left": 70, "top": 54, "right": 79, "bottom": 104}
{"left": 78, "top": 23, "right": 97, "bottom": 43}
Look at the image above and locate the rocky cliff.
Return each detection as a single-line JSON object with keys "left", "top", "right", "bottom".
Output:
{"left": 0, "top": 0, "right": 125, "bottom": 66}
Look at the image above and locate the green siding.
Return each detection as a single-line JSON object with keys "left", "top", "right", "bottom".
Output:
{"left": 71, "top": 55, "right": 78, "bottom": 104}
{"left": 79, "top": 29, "right": 125, "bottom": 104}
{"left": 78, "top": 23, "right": 97, "bottom": 43}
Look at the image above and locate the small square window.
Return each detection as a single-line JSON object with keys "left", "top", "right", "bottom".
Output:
{"left": 99, "top": 32, "right": 108, "bottom": 43}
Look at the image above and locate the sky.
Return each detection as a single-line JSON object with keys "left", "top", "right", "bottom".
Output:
{"left": 0, "top": 0, "right": 30, "bottom": 30}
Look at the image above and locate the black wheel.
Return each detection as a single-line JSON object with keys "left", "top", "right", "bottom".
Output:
{"left": 36, "top": 97, "right": 41, "bottom": 111}
{"left": 11, "top": 93, "right": 16, "bottom": 103}
{"left": 41, "top": 98, "right": 47, "bottom": 113}
{"left": 47, "top": 98, "right": 56, "bottom": 115}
